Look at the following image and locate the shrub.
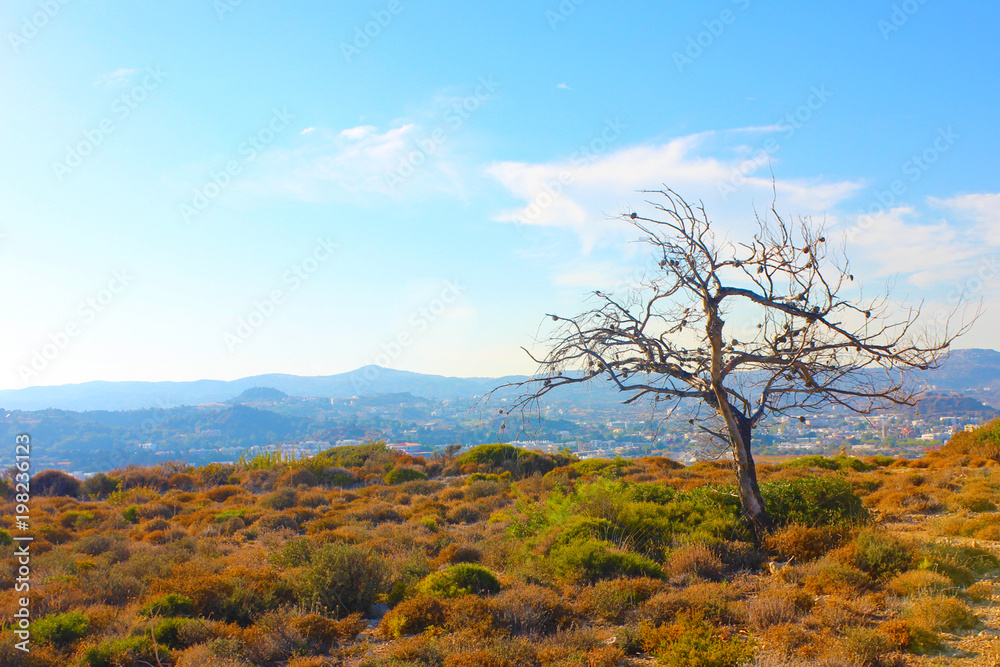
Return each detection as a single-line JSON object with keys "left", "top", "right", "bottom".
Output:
{"left": 81, "top": 473, "right": 120, "bottom": 498}
{"left": 295, "top": 543, "right": 388, "bottom": 614}
{"left": 260, "top": 489, "right": 298, "bottom": 510}
{"left": 578, "top": 577, "right": 662, "bottom": 623}
{"left": 416, "top": 563, "right": 501, "bottom": 598}
{"left": 648, "top": 612, "right": 755, "bottom": 667}
{"left": 31, "top": 470, "right": 81, "bottom": 497}
{"left": 291, "top": 612, "right": 365, "bottom": 648}
{"left": 761, "top": 476, "right": 868, "bottom": 528}
{"left": 665, "top": 544, "right": 723, "bottom": 581}
{"left": 491, "top": 584, "right": 574, "bottom": 634}
{"left": 549, "top": 536, "right": 663, "bottom": 583}
{"left": 381, "top": 595, "right": 447, "bottom": 637}
{"left": 764, "top": 524, "right": 844, "bottom": 562}
{"left": 905, "top": 595, "right": 979, "bottom": 632}
{"left": 150, "top": 617, "right": 211, "bottom": 649}
{"left": 916, "top": 542, "right": 1000, "bottom": 586}
{"left": 79, "top": 636, "right": 163, "bottom": 667}
{"left": 888, "top": 570, "right": 953, "bottom": 597}
{"left": 747, "top": 585, "right": 813, "bottom": 631}
{"left": 852, "top": 529, "right": 913, "bottom": 579}
{"left": 434, "top": 544, "right": 482, "bottom": 566}
{"left": 33, "top": 611, "right": 88, "bottom": 647}
{"left": 841, "top": 627, "right": 895, "bottom": 667}
{"left": 456, "top": 443, "right": 563, "bottom": 477}
{"left": 143, "top": 593, "right": 195, "bottom": 617}
{"left": 276, "top": 467, "right": 318, "bottom": 488}
{"left": 386, "top": 467, "right": 428, "bottom": 484}
{"left": 204, "top": 485, "right": 245, "bottom": 502}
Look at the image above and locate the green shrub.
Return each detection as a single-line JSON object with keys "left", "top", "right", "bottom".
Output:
{"left": 260, "top": 488, "right": 298, "bottom": 510}
{"left": 457, "top": 443, "right": 566, "bottom": 477}
{"left": 761, "top": 476, "right": 869, "bottom": 528}
{"left": 842, "top": 627, "right": 894, "bottom": 667}
{"left": 549, "top": 536, "right": 662, "bottom": 583}
{"left": 852, "top": 529, "right": 913, "bottom": 579}
{"left": 79, "top": 636, "right": 163, "bottom": 667}
{"left": 142, "top": 593, "right": 194, "bottom": 617}
{"left": 416, "top": 563, "right": 501, "bottom": 598}
{"left": 295, "top": 543, "right": 388, "bottom": 614}
{"left": 33, "top": 611, "right": 88, "bottom": 647}
{"left": 149, "top": 617, "right": 209, "bottom": 649}
{"left": 386, "top": 467, "right": 428, "bottom": 484}
{"left": 652, "top": 612, "right": 755, "bottom": 667}
{"left": 916, "top": 542, "right": 1000, "bottom": 586}
{"left": 122, "top": 505, "right": 139, "bottom": 523}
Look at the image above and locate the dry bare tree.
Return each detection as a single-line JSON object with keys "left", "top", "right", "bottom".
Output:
{"left": 496, "top": 188, "right": 971, "bottom": 538}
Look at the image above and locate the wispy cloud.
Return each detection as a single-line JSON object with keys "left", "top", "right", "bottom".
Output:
{"left": 931, "top": 193, "right": 1000, "bottom": 246}
{"left": 92, "top": 67, "right": 138, "bottom": 88}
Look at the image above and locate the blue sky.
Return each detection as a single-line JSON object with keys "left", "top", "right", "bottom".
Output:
{"left": 2, "top": 0, "right": 998, "bottom": 389}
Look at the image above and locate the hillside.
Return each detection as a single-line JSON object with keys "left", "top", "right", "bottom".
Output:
{"left": 4, "top": 436, "right": 1000, "bottom": 666}
{"left": 2, "top": 348, "right": 998, "bottom": 413}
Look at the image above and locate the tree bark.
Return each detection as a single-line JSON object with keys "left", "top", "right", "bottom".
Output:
{"left": 730, "top": 414, "right": 772, "bottom": 541}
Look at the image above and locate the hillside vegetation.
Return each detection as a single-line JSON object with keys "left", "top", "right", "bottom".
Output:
{"left": 3, "top": 425, "right": 1000, "bottom": 666}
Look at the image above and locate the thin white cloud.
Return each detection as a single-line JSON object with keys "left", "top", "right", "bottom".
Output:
{"left": 299, "top": 127, "right": 316, "bottom": 135}
{"left": 487, "top": 129, "right": 861, "bottom": 251}
{"left": 556, "top": 82, "right": 572, "bottom": 90}
{"left": 93, "top": 68, "right": 138, "bottom": 88}
{"left": 931, "top": 193, "right": 1000, "bottom": 246}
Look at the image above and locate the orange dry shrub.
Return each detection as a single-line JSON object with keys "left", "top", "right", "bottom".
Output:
{"left": 434, "top": 543, "right": 482, "bottom": 566}
{"left": 635, "top": 581, "right": 744, "bottom": 626}
{"left": 863, "top": 472, "right": 952, "bottom": 518}
{"left": 765, "top": 524, "right": 846, "bottom": 563}
{"left": 664, "top": 543, "right": 724, "bottom": 581}
{"left": 203, "top": 485, "right": 247, "bottom": 503}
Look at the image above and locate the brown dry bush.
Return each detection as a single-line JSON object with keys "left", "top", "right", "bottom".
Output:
{"left": 664, "top": 543, "right": 724, "bottom": 580}
{"left": 905, "top": 595, "right": 979, "bottom": 632}
{"left": 204, "top": 485, "right": 247, "bottom": 502}
{"left": 576, "top": 576, "right": 663, "bottom": 622}
{"left": 748, "top": 583, "right": 814, "bottom": 631}
{"left": 434, "top": 543, "right": 482, "bottom": 566}
{"left": 765, "top": 524, "right": 846, "bottom": 563}
{"left": 887, "top": 569, "right": 954, "bottom": 597}
{"left": 444, "top": 594, "right": 496, "bottom": 635}
{"left": 380, "top": 594, "right": 447, "bottom": 637}
{"left": 635, "top": 581, "right": 744, "bottom": 626}
{"left": 535, "top": 629, "right": 624, "bottom": 667}
{"left": 491, "top": 584, "right": 575, "bottom": 635}
{"left": 276, "top": 467, "right": 318, "bottom": 488}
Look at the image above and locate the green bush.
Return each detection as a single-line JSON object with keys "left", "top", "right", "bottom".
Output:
{"left": 79, "top": 636, "right": 163, "bottom": 667}
{"left": 416, "top": 563, "right": 501, "bottom": 598}
{"left": 761, "top": 476, "right": 869, "bottom": 528}
{"left": 142, "top": 593, "right": 194, "bottom": 617}
{"left": 916, "top": 541, "right": 1000, "bottom": 586}
{"left": 385, "top": 467, "right": 428, "bottom": 484}
{"left": 905, "top": 596, "right": 979, "bottom": 632}
{"left": 260, "top": 488, "right": 298, "bottom": 510}
{"left": 295, "top": 543, "right": 388, "bottom": 614}
{"left": 852, "top": 529, "right": 913, "bottom": 579}
{"left": 122, "top": 505, "right": 139, "bottom": 524}
{"left": 549, "top": 535, "right": 662, "bottom": 583}
{"left": 653, "top": 612, "right": 756, "bottom": 667}
{"left": 457, "top": 443, "right": 566, "bottom": 477}
{"left": 33, "top": 611, "right": 88, "bottom": 647}
{"left": 149, "top": 617, "right": 210, "bottom": 649}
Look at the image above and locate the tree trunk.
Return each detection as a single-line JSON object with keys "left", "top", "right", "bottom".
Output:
{"left": 730, "top": 416, "right": 772, "bottom": 541}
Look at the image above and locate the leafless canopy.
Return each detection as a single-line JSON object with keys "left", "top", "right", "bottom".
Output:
{"left": 496, "top": 188, "right": 972, "bottom": 447}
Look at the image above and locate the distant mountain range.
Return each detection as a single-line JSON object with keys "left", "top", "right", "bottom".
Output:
{"left": 1, "top": 348, "right": 998, "bottom": 412}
